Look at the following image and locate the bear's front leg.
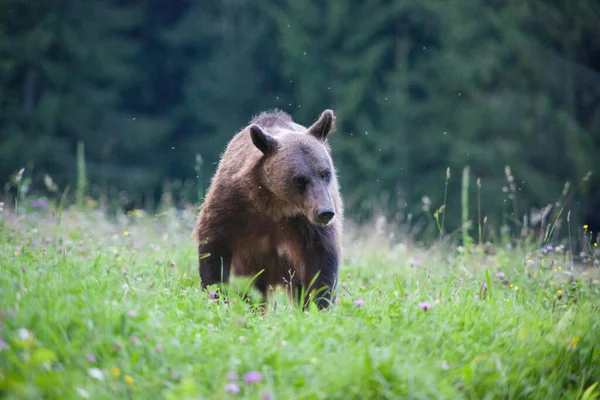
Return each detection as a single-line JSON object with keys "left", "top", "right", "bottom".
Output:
{"left": 197, "top": 235, "right": 232, "bottom": 290}
{"left": 301, "top": 239, "right": 339, "bottom": 310}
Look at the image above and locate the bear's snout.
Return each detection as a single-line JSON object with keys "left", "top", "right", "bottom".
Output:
{"left": 316, "top": 208, "right": 335, "bottom": 225}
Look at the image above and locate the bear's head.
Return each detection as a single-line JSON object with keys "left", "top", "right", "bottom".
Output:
{"left": 250, "top": 109, "right": 338, "bottom": 227}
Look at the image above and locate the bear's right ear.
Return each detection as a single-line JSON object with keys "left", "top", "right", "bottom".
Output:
{"left": 250, "top": 124, "right": 279, "bottom": 156}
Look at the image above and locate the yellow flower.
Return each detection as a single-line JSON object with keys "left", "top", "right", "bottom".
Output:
{"left": 558, "top": 266, "right": 562, "bottom": 271}
{"left": 510, "top": 284, "right": 513, "bottom": 288}
{"left": 595, "top": 243, "right": 598, "bottom": 247}
{"left": 123, "top": 231, "right": 130, "bottom": 236}
{"left": 125, "top": 375, "right": 134, "bottom": 385}
{"left": 111, "top": 367, "right": 121, "bottom": 377}
{"left": 544, "top": 298, "right": 548, "bottom": 301}
{"left": 14, "top": 251, "right": 19, "bottom": 256}
{"left": 553, "top": 295, "right": 557, "bottom": 300}
{"left": 557, "top": 289, "right": 563, "bottom": 295}
{"left": 514, "top": 286, "right": 519, "bottom": 291}
{"left": 117, "top": 257, "right": 122, "bottom": 262}
{"left": 113, "top": 249, "right": 118, "bottom": 254}
{"left": 570, "top": 335, "right": 580, "bottom": 348}
{"left": 583, "top": 224, "right": 588, "bottom": 230}
{"left": 553, "top": 269, "right": 557, "bottom": 273}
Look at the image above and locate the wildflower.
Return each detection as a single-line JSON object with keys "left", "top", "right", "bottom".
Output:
{"left": 557, "top": 290, "right": 563, "bottom": 295}
{"left": 86, "top": 353, "right": 96, "bottom": 363}
{"left": 496, "top": 272, "right": 505, "bottom": 278}
{"left": 334, "top": 297, "right": 340, "bottom": 304}
{"left": 123, "top": 231, "right": 130, "bottom": 236}
{"left": 113, "top": 249, "right": 118, "bottom": 254}
{"left": 434, "top": 299, "right": 440, "bottom": 304}
{"left": 527, "top": 259, "right": 535, "bottom": 265}
{"left": 227, "top": 371, "right": 238, "bottom": 381}
{"left": 419, "top": 302, "right": 431, "bottom": 311}
{"left": 558, "top": 266, "right": 562, "bottom": 271}
{"left": 129, "top": 336, "right": 140, "bottom": 345}
{"left": 553, "top": 269, "right": 557, "bottom": 273}
{"left": 111, "top": 367, "right": 121, "bottom": 377}
{"left": 553, "top": 295, "right": 557, "bottom": 300}
{"left": 595, "top": 243, "right": 598, "bottom": 247}
{"left": 243, "top": 371, "right": 263, "bottom": 384}
{"left": 226, "top": 383, "right": 241, "bottom": 393}
{"left": 170, "top": 261, "right": 176, "bottom": 268}
{"left": 354, "top": 299, "right": 365, "bottom": 307}
{"left": 208, "top": 292, "right": 217, "bottom": 300}
{"left": 0, "top": 336, "right": 8, "bottom": 351}
{"left": 76, "top": 388, "right": 90, "bottom": 399}
{"left": 543, "top": 245, "right": 553, "bottom": 253}
{"left": 88, "top": 368, "right": 104, "bottom": 381}
{"left": 510, "top": 284, "right": 513, "bottom": 288}
{"left": 583, "top": 224, "right": 588, "bottom": 230}
{"left": 124, "top": 375, "right": 134, "bottom": 385}
{"left": 117, "top": 257, "right": 122, "bottom": 262}
{"left": 262, "top": 391, "right": 275, "bottom": 400}
{"left": 514, "top": 286, "right": 519, "bottom": 291}
{"left": 18, "top": 328, "right": 32, "bottom": 341}
{"left": 570, "top": 335, "right": 580, "bottom": 348}
{"left": 156, "top": 344, "right": 163, "bottom": 352}
{"left": 128, "top": 310, "right": 136, "bottom": 318}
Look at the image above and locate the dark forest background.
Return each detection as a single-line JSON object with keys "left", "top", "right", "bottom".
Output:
{"left": 1, "top": 0, "right": 599, "bottom": 241}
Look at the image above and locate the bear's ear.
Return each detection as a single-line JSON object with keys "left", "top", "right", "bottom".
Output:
{"left": 307, "top": 109, "right": 335, "bottom": 141}
{"left": 250, "top": 124, "right": 279, "bottom": 156}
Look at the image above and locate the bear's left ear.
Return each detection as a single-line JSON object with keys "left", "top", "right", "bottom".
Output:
{"left": 250, "top": 124, "right": 279, "bottom": 156}
{"left": 307, "top": 109, "right": 335, "bottom": 141}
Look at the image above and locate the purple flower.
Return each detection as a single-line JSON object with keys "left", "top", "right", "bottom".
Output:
{"left": 226, "top": 383, "right": 241, "bottom": 393}
{"left": 129, "top": 336, "right": 140, "bottom": 345}
{"left": 29, "top": 198, "right": 48, "bottom": 210}
{"left": 496, "top": 272, "right": 505, "bottom": 278}
{"left": 482, "top": 283, "right": 488, "bottom": 291}
{"left": 227, "top": 371, "right": 238, "bottom": 381}
{"left": 128, "top": 310, "right": 136, "bottom": 318}
{"left": 86, "top": 353, "right": 96, "bottom": 363}
{"left": 543, "top": 245, "right": 553, "bottom": 253}
{"left": 354, "top": 299, "right": 365, "bottom": 307}
{"left": 334, "top": 297, "right": 340, "bottom": 304}
{"left": 156, "top": 344, "right": 163, "bottom": 352}
{"left": 0, "top": 336, "right": 8, "bottom": 351}
{"left": 419, "top": 302, "right": 431, "bottom": 311}
{"left": 243, "top": 371, "right": 262, "bottom": 384}
{"left": 506, "top": 243, "right": 513, "bottom": 249}
{"left": 262, "top": 391, "right": 275, "bottom": 400}
{"left": 209, "top": 291, "right": 217, "bottom": 300}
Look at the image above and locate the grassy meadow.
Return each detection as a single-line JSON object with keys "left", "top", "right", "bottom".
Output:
{"left": 1, "top": 196, "right": 600, "bottom": 399}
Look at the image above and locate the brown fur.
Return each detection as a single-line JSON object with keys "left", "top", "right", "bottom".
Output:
{"left": 194, "top": 109, "right": 343, "bottom": 309}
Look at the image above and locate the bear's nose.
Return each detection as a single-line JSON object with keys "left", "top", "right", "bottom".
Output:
{"left": 316, "top": 209, "right": 335, "bottom": 224}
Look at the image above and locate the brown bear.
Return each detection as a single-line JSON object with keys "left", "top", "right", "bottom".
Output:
{"left": 194, "top": 108, "right": 343, "bottom": 309}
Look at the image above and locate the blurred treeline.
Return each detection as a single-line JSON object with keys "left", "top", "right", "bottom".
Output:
{"left": 1, "top": 0, "right": 599, "bottom": 238}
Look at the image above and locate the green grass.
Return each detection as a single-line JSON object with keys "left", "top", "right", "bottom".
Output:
{"left": 1, "top": 206, "right": 599, "bottom": 400}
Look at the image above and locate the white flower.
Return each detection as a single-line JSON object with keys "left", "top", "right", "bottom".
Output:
{"left": 18, "top": 328, "right": 32, "bottom": 341}
{"left": 88, "top": 368, "right": 104, "bottom": 381}
{"left": 76, "top": 388, "right": 90, "bottom": 398}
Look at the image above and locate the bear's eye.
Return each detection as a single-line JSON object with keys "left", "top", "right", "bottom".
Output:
{"left": 321, "top": 170, "right": 331, "bottom": 181}
{"left": 294, "top": 176, "right": 309, "bottom": 190}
